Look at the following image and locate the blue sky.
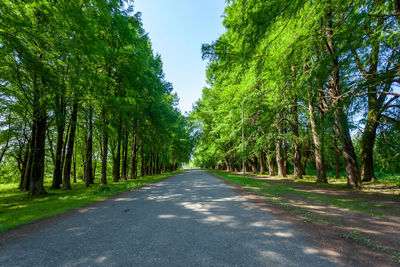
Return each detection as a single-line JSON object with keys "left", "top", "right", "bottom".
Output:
{"left": 133, "top": 0, "right": 226, "bottom": 114}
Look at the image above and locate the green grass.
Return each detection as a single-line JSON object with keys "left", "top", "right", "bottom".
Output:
{"left": 0, "top": 170, "right": 183, "bottom": 233}
{"left": 253, "top": 172, "right": 400, "bottom": 187}
{"left": 208, "top": 170, "right": 396, "bottom": 216}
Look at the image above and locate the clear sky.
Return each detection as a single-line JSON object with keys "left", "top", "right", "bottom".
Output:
{"left": 133, "top": 0, "right": 226, "bottom": 114}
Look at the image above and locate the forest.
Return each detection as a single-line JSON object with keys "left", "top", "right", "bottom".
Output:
{"left": 192, "top": 0, "right": 400, "bottom": 189}
{"left": 0, "top": 1, "right": 194, "bottom": 196}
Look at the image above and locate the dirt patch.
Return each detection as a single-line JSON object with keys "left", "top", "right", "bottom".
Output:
{"left": 210, "top": 171, "right": 400, "bottom": 266}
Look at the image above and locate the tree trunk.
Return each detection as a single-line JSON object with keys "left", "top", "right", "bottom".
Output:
{"left": 225, "top": 157, "right": 232, "bottom": 172}
{"left": 275, "top": 114, "right": 286, "bottom": 178}
{"left": 284, "top": 151, "right": 289, "bottom": 176}
{"left": 112, "top": 120, "right": 122, "bottom": 183}
{"left": 359, "top": 111, "right": 380, "bottom": 182}
{"left": 301, "top": 137, "right": 311, "bottom": 175}
{"left": 152, "top": 153, "right": 156, "bottom": 175}
{"left": 129, "top": 132, "right": 137, "bottom": 179}
{"left": 291, "top": 103, "right": 303, "bottom": 179}
{"left": 29, "top": 86, "right": 47, "bottom": 195}
{"left": 19, "top": 138, "right": 31, "bottom": 191}
{"left": 23, "top": 149, "right": 32, "bottom": 192}
{"left": 356, "top": 16, "right": 385, "bottom": 182}
{"left": 93, "top": 153, "right": 98, "bottom": 180}
{"left": 259, "top": 150, "right": 266, "bottom": 175}
{"left": 84, "top": 106, "right": 93, "bottom": 187}
{"left": 52, "top": 123, "right": 65, "bottom": 189}
{"left": 333, "top": 111, "right": 361, "bottom": 188}
{"left": 250, "top": 154, "right": 258, "bottom": 174}
{"left": 51, "top": 93, "right": 66, "bottom": 189}
{"left": 121, "top": 129, "right": 128, "bottom": 180}
{"left": 324, "top": 7, "right": 361, "bottom": 188}
{"left": 308, "top": 100, "right": 327, "bottom": 183}
{"left": 112, "top": 139, "right": 121, "bottom": 182}
{"left": 73, "top": 150, "right": 77, "bottom": 183}
{"left": 335, "top": 142, "right": 341, "bottom": 179}
{"left": 140, "top": 145, "right": 145, "bottom": 177}
{"left": 147, "top": 154, "right": 151, "bottom": 175}
{"left": 62, "top": 99, "right": 78, "bottom": 190}
{"left": 100, "top": 123, "right": 109, "bottom": 185}
{"left": 267, "top": 152, "right": 275, "bottom": 176}
{"left": 276, "top": 135, "right": 285, "bottom": 178}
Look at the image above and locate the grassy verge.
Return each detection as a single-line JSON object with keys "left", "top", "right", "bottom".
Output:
{"left": 0, "top": 170, "right": 183, "bottom": 233}
{"left": 254, "top": 173, "right": 400, "bottom": 190}
{"left": 207, "top": 169, "right": 395, "bottom": 216}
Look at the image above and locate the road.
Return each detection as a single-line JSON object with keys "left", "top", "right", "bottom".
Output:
{"left": 0, "top": 170, "right": 338, "bottom": 266}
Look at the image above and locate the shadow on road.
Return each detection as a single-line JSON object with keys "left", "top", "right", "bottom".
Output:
{"left": 0, "top": 170, "right": 339, "bottom": 266}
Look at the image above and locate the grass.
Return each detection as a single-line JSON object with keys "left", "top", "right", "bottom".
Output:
{"left": 207, "top": 169, "right": 396, "bottom": 216}
{"left": 0, "top": 170, "right": 183, "bottom": 233}
{"left": 254, "top": 172, "right": 400, "bottom": 189}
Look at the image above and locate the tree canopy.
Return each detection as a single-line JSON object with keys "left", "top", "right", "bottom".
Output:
{"left": 192, "top": 0, "right": 400, "bottom": 189}
{"left": 0, "top": 0, "right": 194, "bottom": 195}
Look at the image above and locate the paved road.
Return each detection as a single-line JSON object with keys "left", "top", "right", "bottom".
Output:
{"left": 0, "top": 170, "right": 338, "bottom": 266}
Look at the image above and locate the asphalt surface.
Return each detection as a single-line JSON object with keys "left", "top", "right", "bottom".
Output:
{"left": 0, "top": 169, "right": 339, "bottom": 266}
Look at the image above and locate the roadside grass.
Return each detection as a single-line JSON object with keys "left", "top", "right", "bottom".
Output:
{"left": 0, "top": 170, "right": 183, "bottom": 233}
{"left": 207, "top": 169, "right": 396, "bottom": 216}
{"left": 254, "top": 172, "right": 400, "bottom": 189}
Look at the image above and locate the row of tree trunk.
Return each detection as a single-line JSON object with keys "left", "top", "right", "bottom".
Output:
{"left": 18, "top": 93, "right": 179, "bottom": 195}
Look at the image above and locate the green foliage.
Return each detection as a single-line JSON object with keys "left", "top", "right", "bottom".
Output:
{"left": 0, "top": 1, "right": 194, "bottom": 194}
{"left": 192, "top": 0, "right": 400, "bottom": 185}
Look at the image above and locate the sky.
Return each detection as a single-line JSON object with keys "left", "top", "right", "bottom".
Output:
{"left": 133, "top": 0, "right": 226, "bottom": 114}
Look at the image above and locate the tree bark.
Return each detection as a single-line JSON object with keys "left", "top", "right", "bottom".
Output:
{"left": 73, "top": 150, "right": 77, "bottom": 183}
{"left": 360, "top": 110, "right": 379, "bottom": 182}
{"left": 333, "top": 110, "right": 361, "bottom": 188}
{"left": 308, "top": 100, "right": 327, "bottom": 183}
{"left": 112, "top": 120, "right": 121, "bottom": 183}
{"left": 357, "top": 25, "right": 385, "bottom": 182}
{"left": 267, "top": 151, "right": 275, "bottom": 176}
{"left": 112, "top": 139, "right": 121, "bottom": 182}
{"left": 324, "top": 6, "right": 361, "bottom": 188}
{"left": 301, "top": 137, "right": 311, "bottom": 175}
{"left": 140, "top": 145, "right": 145, "bottom": 177}
{"left": 51, "top": 125, "right": 64, "bottom": 188}
{"left": 19, "top": 137, "right": 31, "bottom": 191}
{"left": 275, "top": 114, "right": 286, "bottom": 177}
{"left": 250, "top": 154, "right": 258, "bottom": 174}
{"left": 259, "top": 150, "right": 266, "bottom": 174}
{"left": 276, "top": 137, "right": 285, "bottom": 177}
{"left": 100, "top": 121, "right": 109, "bottom": 185}
{"left": 51, "top": 91, "right": 66, "bottom": 189}
{"left": 28, "top": 84, "right": 47, "bottom": 195}
{"left": 84, "top": 106, "right": 93, "bottom": 187}
{"left": 62, "top": 99, "right": 78, "bottom": 190}
{"left": 121, "top": 129, "right": 128, "bottom": 180}
{"left": 93, "top": 153, "right": 98, "bottom": 180}
{"left": 334, "top": 138, "right": 341, "bottom": 179}
{"left": 291, "top": 103, "right": 303, "bottom": 179}
{"left": 129, "top": 132, "right": 137, "bottom": 179}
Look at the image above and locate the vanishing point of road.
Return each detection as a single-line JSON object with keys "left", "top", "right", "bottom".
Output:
{"left": 0, "top": 170, "right": 338, "bottom": 266}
